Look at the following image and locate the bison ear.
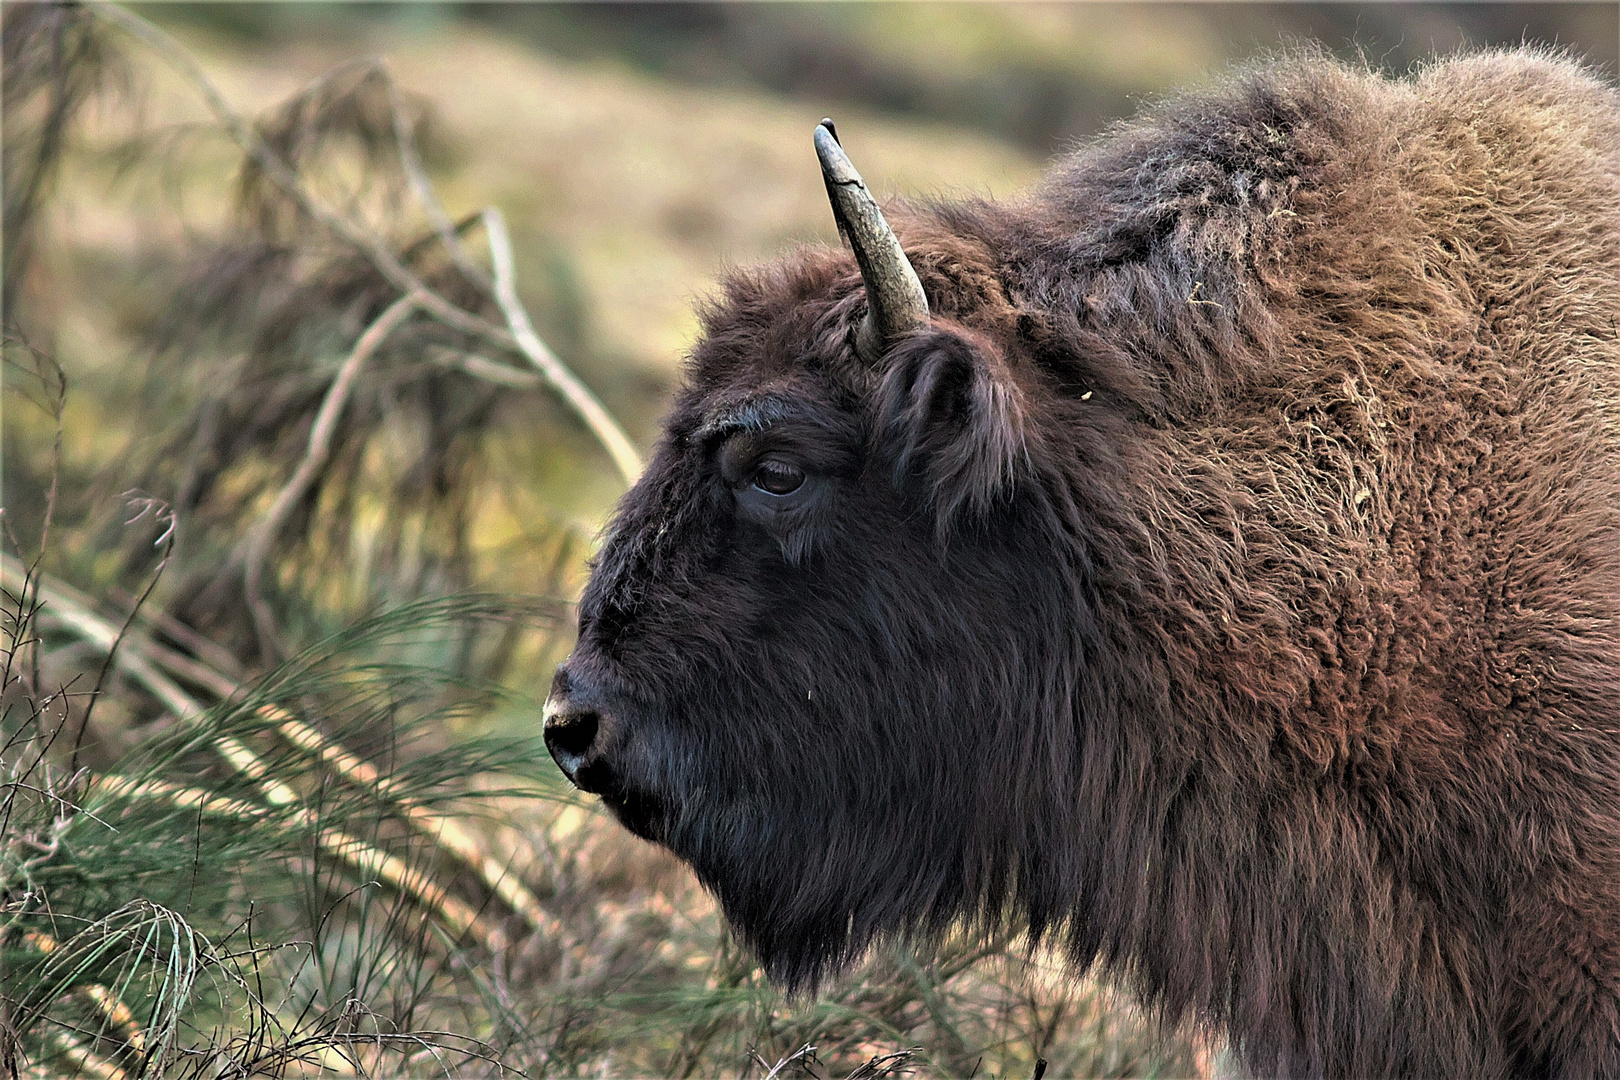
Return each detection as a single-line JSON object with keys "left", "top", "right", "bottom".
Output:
{"left": 875, "top": 325, "right": 1030, "bottom": 525}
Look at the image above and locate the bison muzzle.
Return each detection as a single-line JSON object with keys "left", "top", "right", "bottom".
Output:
{"left": 546, "top": 49, "right": 1620, "bottom": 1078}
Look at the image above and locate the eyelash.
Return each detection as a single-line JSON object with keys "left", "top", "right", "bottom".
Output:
{"left": 751, "top": 460, "right": 805, "bottom": 496}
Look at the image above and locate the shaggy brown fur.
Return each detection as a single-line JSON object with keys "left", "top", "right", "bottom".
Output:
{"left": 546, "top": 50, "right": 1620, "bottom": 1077}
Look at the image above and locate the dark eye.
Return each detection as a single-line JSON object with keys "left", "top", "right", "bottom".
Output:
{"left": 751, "top": 460, "right": 804, "bottom": 496}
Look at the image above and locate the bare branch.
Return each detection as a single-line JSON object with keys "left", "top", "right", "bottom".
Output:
{"left": 89, "top": 2, "right": 501, "bottom": 346}
{"left": 484, "top": 207, "right": 642, "bottom": 485}
{"left": 428, "top": 347, "right": 543, "bottom": 390}
{"left": 93, "top": 1, "right": 644, "bottom": 488}
{"left": 383, "top": 65, "right": 494, "bottom": 294}
{"left": 237, "top": 293, "right": 419, "bottom": 662}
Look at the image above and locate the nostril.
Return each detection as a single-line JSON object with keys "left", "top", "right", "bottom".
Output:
{"left": 544, "top": 705, "right": 619, "bottom": 795}
{"left": 545, "top": 708, "right": 600, "bottom": 760}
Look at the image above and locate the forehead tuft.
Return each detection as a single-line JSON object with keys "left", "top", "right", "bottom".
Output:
{"left": 695, "top": 394, "right": 800, "bottom": 442}
{"left": 688, "top": 247, "right": 863, "bottom": 389}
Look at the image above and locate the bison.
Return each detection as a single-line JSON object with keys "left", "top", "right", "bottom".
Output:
{"left": 544, "top": 49, "right": 1620, "bottom": 1078}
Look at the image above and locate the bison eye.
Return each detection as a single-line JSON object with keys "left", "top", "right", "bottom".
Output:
{"left": 751, "top": 460, "right": 804, "bottom": 496}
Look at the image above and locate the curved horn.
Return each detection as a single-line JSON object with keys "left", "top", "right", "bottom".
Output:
{"left": 815, "top": 119, "right": 929, "bottom": 361}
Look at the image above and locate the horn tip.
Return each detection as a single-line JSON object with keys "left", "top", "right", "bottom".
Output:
{"left": 818, "top": 118, "right": 840, "bottom": 144}
{"left": 814, "top": 122, "right": 858, "bottom": 185}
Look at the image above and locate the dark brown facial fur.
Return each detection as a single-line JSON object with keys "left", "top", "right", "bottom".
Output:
{"left": 546, "top": 49, "right": 1620, "bottom": 1079}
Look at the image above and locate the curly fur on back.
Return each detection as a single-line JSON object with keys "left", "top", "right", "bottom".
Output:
{"left": 557, "top": 50, "right": 1620, "bottom": 1077}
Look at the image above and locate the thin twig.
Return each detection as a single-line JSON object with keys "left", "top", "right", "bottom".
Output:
{"left": 90, "top": 3, "right": 500, "bottom": 346}
{"left": 428, "top": 347, "right": 542, "bottom": 390}
{"left": 34, "top": 358, "right": 67, "bottom": 565}
{"left": 484, "top": 207, "right": 642, "bottom": 485}
{"left": 76, "top": 495, "right": 175, "bottom": 773}
{"left": 383, "top": 66, "right": 493, "bottom": 294}
{"left": 762, "top": 1042, "right": 817, "bottom": 1080}
{"left": 108, "top": 588, "right": 244, "bottom": 681}
{"left": 846, "top": 1048, "right": 920, "bottom": 1079}
{"left": 1186, "top": 281, "right": 1224, "bottom": 309}
{"left": 237, "top": 293, "right": 418, "bottom": 663}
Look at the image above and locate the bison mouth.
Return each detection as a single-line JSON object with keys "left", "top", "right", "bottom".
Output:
{"left": 599, "top": 783, "right": 667, "bottom": 842}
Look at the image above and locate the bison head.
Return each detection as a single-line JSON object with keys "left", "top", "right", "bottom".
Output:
{"left": 546, "top": 123, "right": 1117, "bottom": 990}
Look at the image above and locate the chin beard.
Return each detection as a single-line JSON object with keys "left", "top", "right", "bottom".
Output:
{"left": 662, "top": 798, "right": 974, "bottom": 994}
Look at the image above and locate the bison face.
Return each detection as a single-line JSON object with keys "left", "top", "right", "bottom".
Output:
{"left": 546, "top": 290, "right": 1080, "bottom": 988}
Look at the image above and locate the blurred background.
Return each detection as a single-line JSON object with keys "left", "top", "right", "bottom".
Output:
{"left": 4, "top": 4, "right": 1617, "bottom": 1077}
